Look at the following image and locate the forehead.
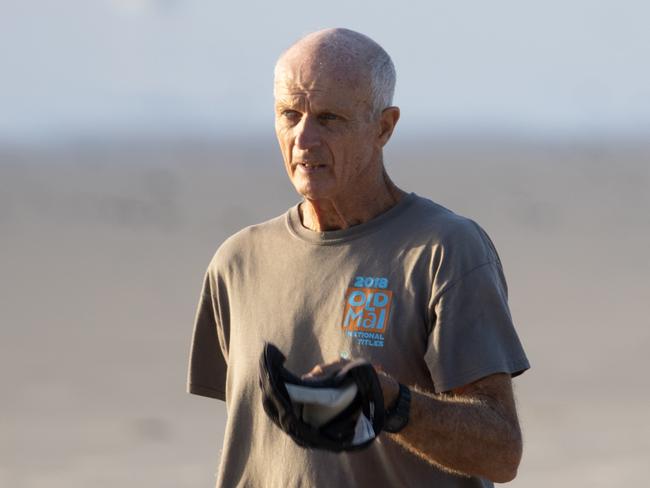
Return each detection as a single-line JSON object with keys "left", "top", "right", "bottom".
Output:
{"left": 274, "top": 58, "right": 372, "bottom": 110}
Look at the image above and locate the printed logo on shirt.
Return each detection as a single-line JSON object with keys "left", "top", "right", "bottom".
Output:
{"left": 341, "top": 276, "right": 392, "bottom": 348}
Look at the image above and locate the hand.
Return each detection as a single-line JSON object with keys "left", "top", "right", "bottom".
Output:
{"left": 302, "top": 358, "right": 351, "bottom": 380}
{"left": 259, "top": 342, "right": 386, "bottom": 451}
{"left": 303, "top": 360, "right": 401, "bottom": 409}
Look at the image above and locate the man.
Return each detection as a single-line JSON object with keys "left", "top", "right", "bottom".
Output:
{"left": 188, "top": 28, "right": 530, "bottom": 487}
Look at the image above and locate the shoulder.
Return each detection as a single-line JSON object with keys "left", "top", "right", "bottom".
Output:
{"left": 208, "top": 212, "right": 288, "bottom": 274}
{"left": 405, "top": 195, "right": 501, "bottom": 268}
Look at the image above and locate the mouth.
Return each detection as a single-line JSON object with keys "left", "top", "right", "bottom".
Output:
{"left": 295, "top": 162, "right": 327, "bottom": 173}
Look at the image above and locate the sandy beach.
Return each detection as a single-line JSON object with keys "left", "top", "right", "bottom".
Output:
{"left": 1, "top": 137, "right": 648, "bottom": 487}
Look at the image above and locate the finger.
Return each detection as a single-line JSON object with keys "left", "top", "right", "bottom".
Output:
{"left": 302, "top": 359, "right": 350, "bottom": 379}
{"left": 302, "top": 364, "right": 324, "bottom": 379}
{"left": 319, "top": 359, "right": 352, "bottom": 376}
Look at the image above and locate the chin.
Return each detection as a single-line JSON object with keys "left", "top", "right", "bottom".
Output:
{"left": 296, "top": 188, "right": 332, "bottom": 201}
{"left": 292, "top": 179, "right": 336, "bottom": 201}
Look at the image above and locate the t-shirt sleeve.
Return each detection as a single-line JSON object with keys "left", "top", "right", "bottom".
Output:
{"left": 186, "top": 271, "right": 228, "bottom": 401}
{"left": 424, "top": 258, "right": 530, "bottom": 394}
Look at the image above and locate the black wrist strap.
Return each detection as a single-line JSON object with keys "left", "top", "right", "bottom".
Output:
{"left": 384, "top": 383, "right": 411, "bottom": 433}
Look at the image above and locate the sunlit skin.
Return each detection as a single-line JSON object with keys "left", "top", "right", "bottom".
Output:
{"left": 274, "top": 48, "right": 403, "bottom": 231}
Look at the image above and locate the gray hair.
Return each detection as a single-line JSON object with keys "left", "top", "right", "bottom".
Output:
{"left": 276, "top": 28, "right": 397, "bottom": 117}
{"left": 367, "top": 46, "right": 396, "bottom": 116}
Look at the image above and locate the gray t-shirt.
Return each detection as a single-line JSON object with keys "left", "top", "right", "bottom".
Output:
{"left": 187, "top": 193, "right": 530, "bottom": 487}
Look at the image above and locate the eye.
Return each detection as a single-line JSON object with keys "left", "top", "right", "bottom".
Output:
{"left": 281, "top": 110, "right": 301, "bottom": 122}
{"left": 318, "top": 112, "right": 339, "bottom": 122}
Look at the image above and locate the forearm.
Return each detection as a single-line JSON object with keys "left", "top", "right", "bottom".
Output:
{"left": 379, "top": 374, "right": 522, "bottom": 483}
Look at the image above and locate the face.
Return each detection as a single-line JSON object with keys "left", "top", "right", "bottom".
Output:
{"left": 274, "top": 60, "right": 382, "bottom": 202}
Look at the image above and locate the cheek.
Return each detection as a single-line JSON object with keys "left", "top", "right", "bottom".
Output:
{"left": 335, "top": 136, "right": 371, "bottom": 171}
{"left": 275, "top": 129, "right": 294, "bottom": 161}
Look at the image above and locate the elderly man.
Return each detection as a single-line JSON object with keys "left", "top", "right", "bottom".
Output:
{"left": 188, "top": 28, "right": 529, "bottom": 487}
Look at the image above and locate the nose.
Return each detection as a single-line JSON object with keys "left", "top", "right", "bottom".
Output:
{"left": 295, "top": 116, "right": 321, "bottom": 150}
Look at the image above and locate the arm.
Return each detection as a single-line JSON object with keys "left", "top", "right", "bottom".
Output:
{"left": 378, "top": 372, "right": 523, "bottom": 483}
{"left": 304, "top": 361, "right": 523, "bottom": 482}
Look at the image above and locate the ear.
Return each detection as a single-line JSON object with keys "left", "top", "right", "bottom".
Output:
{"left": 378, "top": 106, "right": 400, "bottom": 147}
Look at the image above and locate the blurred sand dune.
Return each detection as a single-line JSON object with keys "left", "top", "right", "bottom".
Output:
{"left": 1, "top": 138, "right": 649, "bottom": 487}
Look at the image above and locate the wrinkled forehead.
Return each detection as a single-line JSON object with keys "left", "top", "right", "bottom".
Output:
{"left": 275, "top": 50, "right": 371, "bottom": 94}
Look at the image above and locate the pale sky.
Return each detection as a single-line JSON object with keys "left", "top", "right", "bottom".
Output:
{"left": 2, "top": 0, "right": 649, "bottom": 143}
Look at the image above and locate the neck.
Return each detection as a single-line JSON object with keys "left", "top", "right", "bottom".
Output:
{"left": 299, "top": 170, "right": 407, "bottom": 232}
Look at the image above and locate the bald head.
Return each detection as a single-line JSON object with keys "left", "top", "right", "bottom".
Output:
{"left": 274, "top": 28, "right": 396, "bottom": 117}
